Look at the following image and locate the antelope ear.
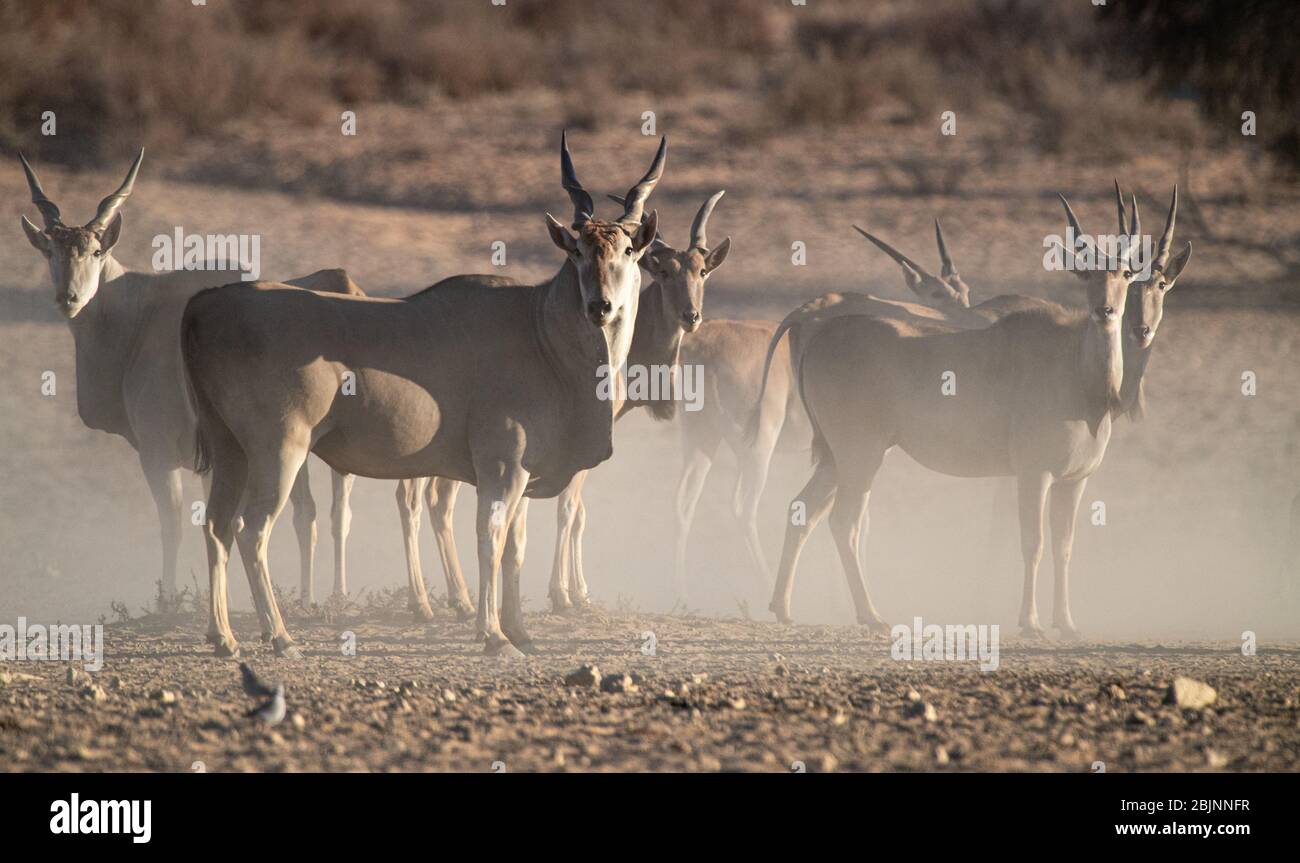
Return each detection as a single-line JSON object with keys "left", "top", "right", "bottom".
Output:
{"left": 1046, "top": 238, "right": 1091, "bottom": 282}
{"left": 1162, "top": 241, "right": 1192, "bottom": 285}
{"left": 641, "top": 247, "right": 672, "bottom": 279}
{"left": 899, "top": 262, "right": 925, "bottom": 292}
{"left": 21, "top": 215, "right": 50, "bottom": 255}
{"left": 631, "top": 210, "right": 659, "bottom": 253}
{"left": 99, "top": 212, "right": 124, "bottom": 253}
{"left": 545, "top": 213, "right": 577, "bottom": 254}
{"left": 704, "top": 237, "right": 731, "bottom": 272}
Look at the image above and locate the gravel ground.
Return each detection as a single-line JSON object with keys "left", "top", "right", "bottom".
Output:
{"left": 2, "top": 608, "right": 1296, "bottom": 773}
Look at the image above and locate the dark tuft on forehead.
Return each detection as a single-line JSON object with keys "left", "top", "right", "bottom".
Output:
{"left": 47, "top": 224, "right": 96, "bottom": 252}
{"left": 578, "top": 221, "right": 627, "bottom": 252}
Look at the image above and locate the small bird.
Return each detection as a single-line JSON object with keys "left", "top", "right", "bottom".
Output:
{"left": 246, "top": 683, "right": 286, "bottom": 726}
{"left": 239, "top": 662, "right": 276, "bottom": 699}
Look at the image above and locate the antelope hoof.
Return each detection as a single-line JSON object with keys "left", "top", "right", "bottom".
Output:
{"left": 859, "top": 618, "right": 891, "bottom": 636}
{"left": 1019, "top": 623, "right": 1046, "bottom": 639}
{"left": 509, "top": 638, "right": 540, "bottom": 655}
{"left": 451, "top": 602, "right": 476, "bottom": 622}
{"left": 210, "top": 637, "right": 240, "bottom": 659}
{"left": 483, "top": 635, "right": 523, "bottom": 658}
{"left": 272, "top": 637, "right": 303, "bottom": 660}
{"left": 502, "top": 624, "right": 536, "bottom": 652}
{"left": 1055, "top": 624, "right": 1082, "bottom": 641}
{"left": 260, "top": 631, "right": 273, "bottom": 644}
{"left": 549, "top": 592, "right": 575, "bottom": 615}
{"left": 769, "top": 600, "right": 793, "bottom": 625}
{"left": 410, "top": 603, "right": 436, "bottom": 623}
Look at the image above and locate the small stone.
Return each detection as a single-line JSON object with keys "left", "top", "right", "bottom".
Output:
{"left": 441, "top": 688, "right": 458, "bottom": 703}
{"left": 153, "top": 689, "right": 178, "bottom": 705}
{"left": 906, "top": 701, "right": 937, "bottom": 722}
{"left": 80, "top": 684, "right": 107, "bottom": 702}
{"left": 1127, "top": 709, "right": 1154, "bottom": 726}
{"left": 564, "top": 664, "right": 601, "bottom": 688}
{"left": 291, "top": 713, "right": 306, "bottom": 731}
{"left": 66, "top": 668, "right": 90, "bottom": 687}
{"left": 935, "top": 746, "right": 950, "bottom": 766}
{"left": 1205, "top": 748, "right": 1228, "bottom": 769}
{"left": 905, "top": 688, "right": 922, "bottom": 703}
{"left": 728, "top": 697, "right": 747, "bottom": 710}
{"left": 600, "top": 673, "right": 637, "bottom": 694}
{"left": 1, "top": 671, "right": 41, "bottom": 685}
{"left": 1101, "top": 683, "right": 1127, "bottom": 701}
{"left": 1165, "top": 677, "right": 1217, "bottom": 710}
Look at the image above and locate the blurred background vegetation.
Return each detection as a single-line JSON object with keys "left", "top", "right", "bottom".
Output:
{"left": 0, "top": 0, "right": 1294, "bottom": 172}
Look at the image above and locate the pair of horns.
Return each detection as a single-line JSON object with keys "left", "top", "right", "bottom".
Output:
{"left": 1058, "top": 190, "right": 1135, "bottom": 269}
{"left": 19, "top": 148, "right": 144, "bottom": 233}
{"left": 1097, "top": 180, "right": 1181, "bottom": 271}
{"left": 607, "top": 189, "right": 726, "bottom": 251}
{"left": 853, "top": 219, "right": 958, "bottom": 282}
{"left": 561, "top": 131, "right": 666, "bottom": 230}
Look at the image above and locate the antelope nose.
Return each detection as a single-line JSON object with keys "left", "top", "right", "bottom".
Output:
{"left": 586, "top": 299, "right": 612, "bottom": 324}
{"left": 682, "top": 310, "right": 701, "bottom": 326}
{"left": 1138, "top": 325, "right": 1152, "bottom": 340}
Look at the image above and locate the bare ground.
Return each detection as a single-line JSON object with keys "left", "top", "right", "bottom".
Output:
{"left": 1, "top": 609, "right": 1296, "bottom": 773}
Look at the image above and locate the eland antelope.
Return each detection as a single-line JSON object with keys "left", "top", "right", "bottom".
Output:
{"left": 17, "top": 150, "right": 358, "bottom": 610}
{"left": 669, "top": 220, "right": 1038, "bottom": 601}
{"left": 391, "top": 190, "right": 730, "bottom": 617}
{"left": 181, "top": 133, "right": 665, "bottom": 657}
{"left": 755, "top": 192, "right": 1153, "bottom": 637}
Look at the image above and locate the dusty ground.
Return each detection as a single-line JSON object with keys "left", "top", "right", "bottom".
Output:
{"left": 1, "top": 610, "right": 1296, "bottom": 773}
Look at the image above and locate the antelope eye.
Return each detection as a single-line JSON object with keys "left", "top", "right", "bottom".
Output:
{"left": 93, "top": 249, "right": 103, "bottom": 258}
{"left": 1122, "top": 269, "right": 1133, "bottom": 279}
{"left": 700, "top": 268, "right": 709, "bottom": 277}
{"left": 625, "top": 246, "right": 633, "bottom": 256}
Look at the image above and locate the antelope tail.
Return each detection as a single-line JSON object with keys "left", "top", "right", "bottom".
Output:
{"left": 181, "top": 292, "right": 218, "bottom": 475}
{"left": 742, "top": 312, "right": 803, "bottom": 449}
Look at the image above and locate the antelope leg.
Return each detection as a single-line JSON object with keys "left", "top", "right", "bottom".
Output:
{"left": 673, "top": 449, "right": 713, "bottom": 603}
{"left": 475, "top": 467, "right": 528, "bottom": 655}
{"left": 769, "top": 459, "right": 837, "bottom": 624}
{"left": 1049, "top": 477, "right": 1087, "bottom": 639}
{"left": 236, "top": 440, "right": 309, "bottom": 659}
{"left": 428, "top": 477, "right": 474, "bottom": 618}
{"left": 396, "top": 478, "right": 436, "bottom": 621}
{"left": 141, "top": 458, "right": 185, "bottom": 606}
{"left": 289, "top": 459, "right": 317, "bottom": 609}
{"left": 501, "top": 498, "right": 537, "bottom": 652}
{"left": 1016, "top": 471, "right": 1052, "bottom": 637}
{"left": 330, "top": 470, "right": 354, "bottom": 596}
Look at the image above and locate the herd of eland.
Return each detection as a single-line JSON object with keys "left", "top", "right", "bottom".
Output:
{"left": 19, "top": 134, "right": 1193, "bottom": 658}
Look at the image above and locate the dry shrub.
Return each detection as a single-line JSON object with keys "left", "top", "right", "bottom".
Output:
{"left": 0, "top": 0, "right": 781, "bottom": 165}
{"left": 1022, "top": 52, "right": 1202, "bottom": 159}
{"left": 763, "top": 0, "right": 1207, "bottom": 161}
